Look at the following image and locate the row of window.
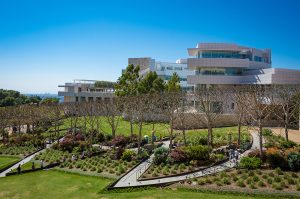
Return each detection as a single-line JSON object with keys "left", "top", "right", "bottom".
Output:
{"left": 197, "top": 51, "right": 269, "bottom": 63}
{"left": 196, "top": 67, "right": 244, "bottom": 76}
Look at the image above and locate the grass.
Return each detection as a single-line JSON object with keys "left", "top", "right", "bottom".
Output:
{"left": 175, "top": 126, "right": 250, "bottom": 146}
{"left": 0, "top": 156, "right": 20, "bottom": 170}
{"left": 0, "top": 170, "right": 269, "bottom": 199}
{"left": 49, "top": 116, "right": 250, "bottom": 146}
{"left": 48, "top": 116, "right": 170, "bottom": 138}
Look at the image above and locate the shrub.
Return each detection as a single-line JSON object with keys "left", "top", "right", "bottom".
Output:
{"left": 258, "top": 180, "right": 265, "bottom": 187}
{"left": 248, "top": 149, "right": 261, "bottom": 158}
{"left": 296, "top": 184, "right": 300, "bottom": 191}
{"left": 250, "top": 183, "right": 257, "bottom": 189}
{"left": 272, "top": 183, "right": 283, "bottom": 190}
{"left": 287, "top": 178, "right": 295, "bottom": 185}
{"left": 111, "top": 135, "right": 129, "bottom": 147}
{"left": 267, "top": 178, "right": 273, "bottom": 185}
{"left": 170, "top": 147, "right": 187, "bottom": 163}
{"left": 222, "top": 177, "right": 231, "bottom": 185}
{"left": 198, "top": 179, "right": 206, "bottom": 185}
{"left": 112, "top": 147, "right": 125, "bottom": 160}
{"left": 253, "top": 175, "right": 260, "bottom": 182}
{"left": 239, "top": 157, "right": 262, "bottom": 170}
{"left": 121, "top": 150, "right": 135, "bottom": 161}
{"left": 266, "top": 149, "right": 288, "bottom": 170}
{"left": 281, "top": 140, "right": 297, "bottom": 149}
{"left": 118, "top": 165, "right": 125, "bottom": 174}
{"left": 138, "top": 148, "right": 149, "bottom": 160}
{"left": 216, "top": 181, "right": 223, "bottom": 186}
{"left": 275, "top": 167, "right": 283, "bottom": 175}
{"left": 95, "top": 132, "right": 105, "bottom": 143}
{"left": 274, "top": 176, "right": 282, "bottom": 183}
{"left": 262, "top": 129, "right": 273, "bottom": 136}
{"left": 262, "top": 174, "right": 268, "bottom": 179}
{"left": 287, "top": 152, "right": 300, "bottom": 171}
{"left": 153, "top": 147, "right": 169, "bottom": 165}
{"left": 237, "top": 179, "right": 245, "bottom": 187}
{"left": 291, "top": 173, "right": 298, "bottom": 178}
{"left": 59, "top": 138, "right": 75, "bottom": 152}
{"left": 182, "top": 145, "right": 210, "bottom": 161}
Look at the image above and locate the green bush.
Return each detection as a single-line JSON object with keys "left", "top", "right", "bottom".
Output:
{"left": 266, "top": 152, "right": 288, "bottom": 170}
{"left": 239, "top": 157, "right": 262, "bottom": 170}
{"left": 262, "top": 129, "right": 273, "bottom": 136}
{"left": 153, "top": 147, "right": 169, "bottom": 165}
{"left": 182, "top": 145, "right": 210, "bottom": 161}
{"left": 236, "top": 179, "right": 245, "bottom": 187}
{"left": 275, "top": 167, "right": 283, "bottom": 175}
{"left": 258, "top": 180, "right": 265, "bottom": 187}
{"left": 272, "top": 183, "right": 283, "bottom": 190}
{"left": 222, "top": 177, "right": 231, "bottom": 185}
{"left": 121, "top": 150, "right": 135, "bottom": 162}
{"left": 287, "top": 152, "right": 300, "bottom": 171}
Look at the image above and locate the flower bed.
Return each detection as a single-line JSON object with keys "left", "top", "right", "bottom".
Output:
{"left": 175, "top": 169, "right": 300, "bottom": 194}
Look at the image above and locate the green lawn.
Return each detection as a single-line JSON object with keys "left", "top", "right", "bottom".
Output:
{"left": 49, "top": 116, "right": 250, "bottom": 143}
{"left": 0, "top": 156, "right": 20, "bottom": 170}
{"left": 48, "top": 116, "right": 170, "bottom": 137}
{"left": 0, "top": 170, "right": 268, "bottom": 199}
{"left": 175, "top": 126, "right": 251, "bottom": 146}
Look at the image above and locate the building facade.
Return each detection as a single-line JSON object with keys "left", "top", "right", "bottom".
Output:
{"left": 58, "top": 80, "right": 114, "bottom": 102}
{"left": 128, "top": 58, "right": 194, "bottom": 90}
{"left": 187, "top": 43, "right": 300, "bottom": 86}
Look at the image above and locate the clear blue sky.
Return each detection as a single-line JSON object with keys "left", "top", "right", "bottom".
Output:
{"left": 0, "top": 0, "right": 300, "bottom": 93}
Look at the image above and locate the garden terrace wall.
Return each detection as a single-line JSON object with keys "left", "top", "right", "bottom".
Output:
{"left": 6, "top": 162, "right": 60, "bottom": 176}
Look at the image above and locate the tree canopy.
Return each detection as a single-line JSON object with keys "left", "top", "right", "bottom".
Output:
{"left": 0, "top": 89, "right": 42, "bottom": 107}
{"left": 115, "top": 65, "right": 180, "bottom": 96}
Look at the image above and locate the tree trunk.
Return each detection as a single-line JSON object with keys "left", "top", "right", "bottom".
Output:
{"left": 138, "top": 121, "right": 142, "bottom": 155}
{"left": 182, "top": 129, "right": 187, "bottom": 146}
{"left": 130, "top": 118, "right": 133, "bottom": 141}
{"left": 259, "top": 124, "right": 263, "bottom": 157}
{"left": 151, "top": 123, "right": 155, "bottom": 147}
{"left": 237, "top": 121, "right": 241, "bottom": 146}
{"left": 169, "top": 119, "right": 174, "bottom": 150}
{"left": 285, "top": 115, "right": 289, "bottom": 141}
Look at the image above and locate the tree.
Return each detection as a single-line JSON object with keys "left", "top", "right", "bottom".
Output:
{"left": 166, "top": 72, "right": 181, "bottom": 92}
{"left": 232, "top": 87, "right": 248, "bottom": 146}
{"left": 115, "top": 64, "right": 140, "bottom": 97}
{"left": 102, "top": 98, "right": 122, "bottom": 138}
{"left": 175, "top": 91, "right": 189, "bottom": 146}
{"left": 272, "top": 85, "right": 300, "bottom": 141}
{"left": 242, "top": 85, "right": 274, "bottom": 157}
{"left": 193, "top": 86, "right": 228, "bottom": 147}
{"left": 40, "top": 98, "right": 59, "bottom": 105}
{"left": 163, "top": 72, "right": 181, "bottom": 150}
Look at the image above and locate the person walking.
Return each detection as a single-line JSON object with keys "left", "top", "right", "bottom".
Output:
{"left": 234, "top": 149, "right": 239, "bottom": 163}
{"left": 17, "top": 164, "right": 21, "bottom": 174}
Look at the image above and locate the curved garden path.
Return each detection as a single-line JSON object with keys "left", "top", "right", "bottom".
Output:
{"left": 113, "top": 131, "right": 261, "bottom": 188}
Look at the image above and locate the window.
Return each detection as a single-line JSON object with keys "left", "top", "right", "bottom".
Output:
{"left": 231, "top": 103, "right": 235, "bottom": 110}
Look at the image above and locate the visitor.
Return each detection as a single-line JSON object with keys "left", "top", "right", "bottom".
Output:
{"left": 40, "top": 160, "right": 44, "bottom": 169}
{"left": 229, "top": 148, "right": 233, "bottom": 160}
{"left": 32, "top": 162, "right": 35, "bottom": 170}
{"left": 234, "top": 149, "right": 239, "bottom": 162}
{"left": 17, "top": 164, "right": 21, "bottom": 174}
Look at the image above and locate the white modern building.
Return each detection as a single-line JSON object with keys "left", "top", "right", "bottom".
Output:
{"left": 59, "top": 43, "right": 300, "bottom": 104}
{"left": 187, "top": 43, "right": 300, "bottom": 86}
{"left": 128, "top": 58, "right": 194, "bottom": 90}
{"left": 58, "top": 79, "right": 114, "bottom": 102}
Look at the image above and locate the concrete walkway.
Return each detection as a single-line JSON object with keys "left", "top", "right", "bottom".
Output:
{"left": 113, "top": 132, "right": 260, "bottom": 187}
{"left": 0, "top": 138, "right": 64, "bottom": 177}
